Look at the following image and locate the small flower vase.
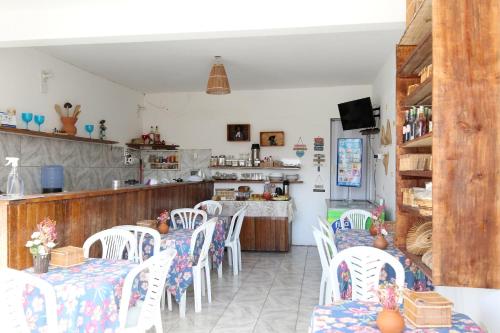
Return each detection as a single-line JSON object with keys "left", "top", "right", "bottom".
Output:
{"left": 158, "top": 221, "right": 169, "bottom": 234}
{"left": 376, "top": 308, "right": 405, "bottom": 333}
{"left": 373, "top": 234, "right": 388, "bottom": 250}
{"left": 33, "top": 254, "right": 50, "bottom": 274}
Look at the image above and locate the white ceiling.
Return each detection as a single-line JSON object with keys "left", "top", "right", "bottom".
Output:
{"left": 37, "top": 25, "right": 403, "bottom": 93}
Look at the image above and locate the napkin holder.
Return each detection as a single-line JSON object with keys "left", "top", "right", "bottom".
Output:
{"left": 50, "top": 246, "right": 84, "bottom": 267}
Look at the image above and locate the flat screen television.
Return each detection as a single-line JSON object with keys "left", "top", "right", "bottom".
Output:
{"left": 338, "top": 97, "right": 376, "bottom": 130}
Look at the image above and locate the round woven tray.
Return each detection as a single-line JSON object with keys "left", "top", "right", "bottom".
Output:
{"left": 406, "top": 221, "right": 432, "bottom": 255}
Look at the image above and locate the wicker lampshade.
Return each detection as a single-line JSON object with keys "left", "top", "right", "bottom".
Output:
{"left": 206, "top": 56, "right": 231, "bottom": 95}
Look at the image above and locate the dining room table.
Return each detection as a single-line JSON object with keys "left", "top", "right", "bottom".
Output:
{"left": 24, "top": 258, "right": 140, "bottom": 333}
{"left": 139, "top": 216, "right": 228, "bottom": 303}
{"left": 334, "top": 228, "right": 433, "bottom": 300}
{"left": 309, "top": 301, "right": 485, "bottom": 333}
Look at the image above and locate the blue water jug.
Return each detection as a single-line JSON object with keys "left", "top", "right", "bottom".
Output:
{"left": 41, "top": 165, "right": 64, "bottom": 193}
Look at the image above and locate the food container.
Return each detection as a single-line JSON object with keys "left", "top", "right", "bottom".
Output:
{"left": 268, "top": 172, "right": 284, "bottom": 182}
{"left": 50, "top": 246, "right": 84, "bottom": 267}
{"left": 236, "top": 190, "right": 251, "bottom": 201}
{"left": 238, "top": 186, "right": 250, "bottom": 192}
{"left": 232, "top": 160, "right": 239, "bottom": 167}
{"left": 238, "top": 160, "right": 246, "bottom": 167}
{"left": 285, "top": 174, "right": 299, "bottom": 182}
{"left": 225, "top": 159, "right": 232, "bottom": 167}
{"left": 210, "top": 156, "right": 218, "bottom": 167}
{"left": 218, "top": 155, "right": 226, "bottom": 166}
{"left": 403, "top": 290, "right": 453, "bottom": 328}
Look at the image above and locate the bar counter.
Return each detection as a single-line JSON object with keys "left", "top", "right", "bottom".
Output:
{"left": 0, "top": 181, "right": 213, "bottom": 269}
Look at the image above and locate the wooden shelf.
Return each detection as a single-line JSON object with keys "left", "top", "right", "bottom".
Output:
{"left": 0, "top": 126, "right": 118, "bottom": 144}
{"left": 400, "top": 170, "right": 432, "bottom": 178}
{"left": 213, "top": 179, "right": 303, "bottom": 184}
{"left": 210, "top": 166, "right": 301, "bottom": 170}
{"left": 400, "top": 205, "right": 432, "bottom": 220}
{"left": 398, "top": 33, "right": 432, "bottom": 76}
{"left": 402, "top": 133, "right": 433, "bottom": 148}
{"left": 403, "top": 76, "right": 432, "bottom": 106}
{"left": 400, "top": 0, "right": 432, "bottom": 45}
{"left": 126, "top": 143, "right": 179, "bottom": 150}
{"left": 399, "top": 246, "right": 433, "bottom": 279}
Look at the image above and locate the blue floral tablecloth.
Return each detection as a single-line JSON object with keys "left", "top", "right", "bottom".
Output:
{"left": 335, "top": 229, "right": 433, "bottom": 300}
{"left": 24, "top": 259, "right": 139, "bottom": 333}
{"left": 140, "top": 217, "right": 227, "bottom": 303}
{"left": 309, "top": 301, "right": 484, "bottom": 333}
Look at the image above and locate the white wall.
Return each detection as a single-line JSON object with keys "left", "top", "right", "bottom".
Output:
{"left": 371, "top": 50, "right": 396, "bottom": 219}
{"left": 142, "top": 86, "right": 372, "bottom": 245}
{"left": 0, "top": 48, "right": 143, "bottom": 144}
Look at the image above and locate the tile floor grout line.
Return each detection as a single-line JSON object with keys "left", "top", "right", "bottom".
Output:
{"left": 251, "top": 254, "right": 284, "bottom": 333}
{"left": 210, "top": 255, "right": 258, "bottom": 332}
{"left": 294, "top": 246, "right": 311, "bottom": 331}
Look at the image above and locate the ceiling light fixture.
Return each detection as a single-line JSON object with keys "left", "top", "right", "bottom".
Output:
{"left": 206, "top": 56, "right": 231, "bottom": 95}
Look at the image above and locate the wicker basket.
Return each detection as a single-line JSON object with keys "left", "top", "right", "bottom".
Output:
{"left": 400, "top": 154, "right": 432, "bottom": 171}
{"left": 137, "top": 220, "right": 157, "bottom": 228}
{"left": 50, "top": 246, "right": 84, "bottom": 267}
{"left": 215, "top": 188, "right": 235, "bottom": 201}
{"left": 403, "top": 290, "right": 453, "bottom": 328}
{"left": 406, "top": 221, "right": 432, "bottom": 255}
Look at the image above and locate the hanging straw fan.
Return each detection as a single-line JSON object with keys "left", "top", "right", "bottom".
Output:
{"left": 406, "top": 221, "right": 432, "bottom": 255}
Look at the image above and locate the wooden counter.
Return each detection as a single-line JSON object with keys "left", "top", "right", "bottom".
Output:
{"left": 219, "top": 200, "right": 294, "bottom": 252}
{"left": 0, "top": 181, "right": 213, "bottom": 269}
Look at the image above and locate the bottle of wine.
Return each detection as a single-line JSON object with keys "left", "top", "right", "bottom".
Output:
{"left": 427, "top": 107, "right": 433, "bottom": 132}
{"left": 403, "top": 111, "right": 409, "bottom": 142}
{"left": 409, "top": 107, "right": 416, "bottom": 140}
{"left": 418, "top": 106, "right": 427, "bottom": 137}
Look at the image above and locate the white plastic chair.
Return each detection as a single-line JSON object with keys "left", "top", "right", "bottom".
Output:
{"left": 0, "top": 268, "right": 58, "bottom": 333}
{"left": 339, "top": 209, "right": 372, "bottom": 230}
{"left": 194, "top": 200, "right": 223, "bottom": 216}
{"left": 312, "top": 227, "right": 338, "bottom": 305}
{"left": 118, "top": 248, "right": 176, "bottom": 333}
{"left": 317, "top": 216, "right": 335, "bottom": 240}
{"left": 83, "top": 228, "right": 138, "bottom": 262}
{"left": 170, "top": 208, "right": 208, "bottom": 230}
{"left": 113, "top": 225, "right": 161, "bottom": 263}
{"left": 166, "top": 218, "right": 217, "bottom": 314}
{"left": 325, "top": 246, "right": 405, "bottom": 304}
{"left": 219, "top": 206, "right": 247, "bottom": 277}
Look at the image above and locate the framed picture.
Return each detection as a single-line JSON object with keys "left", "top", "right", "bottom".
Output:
{"left": 227, "top": 124, "right": 250, "bottom": 141}
{"left": 260, "top": 131, "right": 285, "bottom": 146}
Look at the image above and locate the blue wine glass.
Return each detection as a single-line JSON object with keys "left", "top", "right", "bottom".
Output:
{"left": 84, "top": 124, "right": 94, "bottom": 139}
{"left": 21, "top": 112, "right": 33, "bottom": 130}
{"left": 34, "top": 115, "right": 45, "bottom": 132}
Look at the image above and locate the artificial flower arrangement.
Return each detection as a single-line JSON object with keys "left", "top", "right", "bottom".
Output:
{"left": 376, "top": 283, "right": 405, "bottom": 333}
{"left": 370, "top": 204, "right": 386, "bottom": 236}
{"left": 25, "top": 217, "right": 57, "bottom": 256}
{"left": 157, "top": 210, "right": 170, "bottom": 234}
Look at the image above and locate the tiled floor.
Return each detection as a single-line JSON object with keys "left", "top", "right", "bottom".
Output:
{"left": 161, "top": 246, "right": 321, "bottom": 332}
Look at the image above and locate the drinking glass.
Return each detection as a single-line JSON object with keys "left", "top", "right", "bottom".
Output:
{"left": 84, "top": 124, "right": 94, "bottom": 139}
{"left": 21, "top": 112, "right": 33, "bottom": 130}
{"left": 34, "top": 115, "right": 45, "bottom": 132}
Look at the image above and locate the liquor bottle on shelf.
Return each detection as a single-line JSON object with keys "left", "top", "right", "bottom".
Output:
{"left": 402, "top": 110, "right": 409, "bottom": 143}
{"left": 406, "top": 109, "right": 412, "bottom": 142}
{"left": 417, "top": 106, "right": 427, "bottom": 137}
{"left": 154, "top": 126, "right": 161, "bottom": 144}
{"left": 427, "top": 107, "right": 433, "bottom": 132}
{"left": 409, "top": 107, "right": 416, "bottom": 141}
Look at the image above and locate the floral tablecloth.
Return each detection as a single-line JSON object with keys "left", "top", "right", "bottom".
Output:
{"left": 335, "top": 229, "right": 433, "bottom": 300}
{"left": 309, "top": 301, "right": 484, "bottom": 333}
{"left": 140, "top": 217, "right": 227, "bottom": 303}
{"left": 24, "top": 259, "right": 139, "bottom": 333}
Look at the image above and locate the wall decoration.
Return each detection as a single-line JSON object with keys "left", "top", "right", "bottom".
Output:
{"left": 314, "top": 153, "right": 326, "bottom": 172}
{"left": 313, "top": 174, "right": 326, "bottom": 192}
{"left": 383, "top": 153, "right": 389, "bottom": 175}
{"left": 314, "top": 137, "right": 324, "bottom": 151}
{"left": 227, "top": 124, "right": 250, "bottom": 142}
{"left": 260, "top": 131, "right": 284, "bottom": 146}
{"left": 293, "top": 137, "right": 307, "bottom": 157}
{"left": 336, "top": 138, "right": 363, "bottom": 188}
{"left": 380, "top": 119, "right": 392, "bottom": 146}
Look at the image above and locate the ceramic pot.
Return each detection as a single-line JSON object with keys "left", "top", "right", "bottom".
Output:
{"left": 61, "top": 116, "right": 77, "bottom": 135}
{"left": 158, "top": 222, "right": 169, "bottom": 234}
{"left": 376, "top": 309, "right": 405, "bottom": 333}
{"left": 369, "top": 223, "right": 378, "bottom": 236}
{"left": 33, "top": 254, "right": 50, "bottom": 274}
{"left": 373, "top": 234, "right": 389, "bottom": 250}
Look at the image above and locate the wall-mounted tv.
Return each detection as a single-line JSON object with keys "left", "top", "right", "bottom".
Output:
{"left": 338, "top": 97, "right": 376, "bottom": 130}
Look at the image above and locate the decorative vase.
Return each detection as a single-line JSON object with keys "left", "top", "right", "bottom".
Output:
{"left": 33, "top": 254, "right": 50, "bottom": 274}
{"left": 373, "top": 234, "right": 389, "bottom": 250}
{"left": 376, "top": 309, "right": 405, "bottom": 333}
{"left": 158, "top": 222, "right": 169, "bottom": 234}
{"left": 369, "top": 222, "right": 378, "bottom": 236}
{"left": 61, "top": 116, "right": 77, "bottom": 135}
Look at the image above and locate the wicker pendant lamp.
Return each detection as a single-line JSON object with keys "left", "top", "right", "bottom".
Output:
{"left": 206, "top": 56, "right": 231, "bottom": 95}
